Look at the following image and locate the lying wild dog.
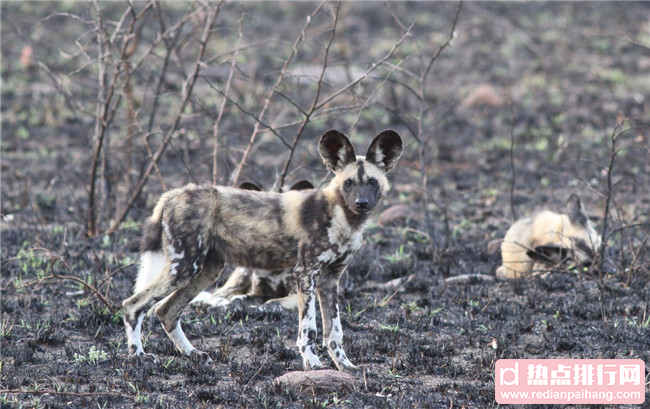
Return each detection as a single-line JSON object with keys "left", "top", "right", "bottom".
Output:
{"left": 122, "top": 129, "right": 402, "bottom": 371}
{"left": 496, "top": 194, "right": 602, "bottom": 279}
{"left": 190, "top": 180, "right": 315, "bottom": 310}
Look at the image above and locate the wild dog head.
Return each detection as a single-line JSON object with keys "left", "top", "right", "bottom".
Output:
{"left": 527, "top": 194, "right": 602, "bottom": 270}
{"left": 319, "top": 130, "right": 402, "bottom": 215}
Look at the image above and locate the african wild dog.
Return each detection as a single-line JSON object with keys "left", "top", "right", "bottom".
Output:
{"left": 134, "top": 181, "right": 309, "bottom": 310}
{"left": 190, "top": 180, "right": 314, "bottom": 310}
{"left": 122, "top": 130, "right": 403, "bottom": 371}
{"left": 496, "top": 194, "right": 602, "bottom": 279}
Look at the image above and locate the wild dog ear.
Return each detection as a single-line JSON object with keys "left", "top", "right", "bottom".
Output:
{"left": 239, "top": 182, "right": 262, "bottom": 191}
{"left": 366, "top": 130, "right": 403, "bottom": 173}
{"left": 526, "top": 245, "right": 570, "bottom": 265}
{"left": 566, "top": 194, "right": 588, "bottom": 227}
{"left": 319, "top": 130, "right": 356, "bottom": 172}
{"left": 289, "top": 180, "right": 314, "bottom": 191}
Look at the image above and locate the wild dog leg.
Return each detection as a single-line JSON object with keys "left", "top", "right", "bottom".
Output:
{"left": 212, "top": 267, "right": 252, "bottom": 299}
{"left": 263, "top": 293, "right": 299, "bottom": 310}
{"left": 191, "top": 266, "right": 252, "bottom": 307}
{"left": 123, "top": 266, "right": 177, "bottom": 356}
{"left": 317, "top": 270, "right": 356, "bottom": 371}
{"left": 295, "top": 267, "right": 322, "bottom": 370}
{"left": 155, "top": 255, "right": 224, "bottom": 361}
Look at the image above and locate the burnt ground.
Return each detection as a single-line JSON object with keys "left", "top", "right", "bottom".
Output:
{"left": 1, "top": 2, "right": 649, "bottom": 408}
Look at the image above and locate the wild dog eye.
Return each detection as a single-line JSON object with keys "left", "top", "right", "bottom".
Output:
{"left": 368, "top": 177, "right": 378, "bottom": 185}
{"left": 344, "top": 179, "right": 354, "bottom": 188}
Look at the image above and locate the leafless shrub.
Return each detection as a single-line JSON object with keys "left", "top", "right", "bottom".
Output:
{"left": 596, "top": 119, "right": 650, "bottom": 285}
{"left": 6, "top": 2, "right": 647, "bottom": 287}
{"left": 31, "top": 1, "right": 462, "bottom": 237}
{"left": 382, "top": 1, "right": 462, "bottom": 257}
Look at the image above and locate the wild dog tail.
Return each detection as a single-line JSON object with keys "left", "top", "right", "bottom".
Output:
{"left": 133, "top": 198, "right": 167, "bottom": 294}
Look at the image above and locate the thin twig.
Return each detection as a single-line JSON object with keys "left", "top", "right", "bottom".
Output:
{"left": 314, "top": 23, "right": 414, "bottom": 112}
{"left": 378, "top": 273, "right": 415, "bottom": 307}
{"left": 212, "top": 11, "right": 244, "bottom": 185}
{"left": 626, "top": 234, "right": 649, "bottom": 286}
{"left": 508, "top": 100, "right": 518, "bottom": 221}
{"left": 12, "top": 250, "right": 115, "bottom": 311}
{"left": 598, "top": 122, "right": 623, "bottom": 273}
{"left": 87, "top": 0, "right": 139, "bottom": 236}
{"left": 0, "top": 389, "right": 131, "bottom": 399}
{"left": 230, "top": 1, "right": 326, "bottom": 187}
{"left": 242, "top": 350, "right": 281, "bottom": 392}
{"left": 130, "top": 4, "right": 202, "bottom": 73}
{"left": 605, "top": 222, "right": 650, "bottom": 241}
{"left": 413, "top": 1, "right": 462, "bottom": 259}
{"left": 202, "top": 79, "right": 291, "bottom": 148}
{"left": 145, "top": 2, "right": 190, "bottom": 133}
{"left": 86, "top": 1, "right": 107, "bottom": 237}
{"left": 420, "top": 1, "right": 462, "bottom": 89}
{"left": 277, "top": 2, "right": 340, "bottom": 191}
{"left": 349, "top": 58, "right": 406, "bottom": 135}
{"left": 107, "top": 4, "right": 220, "bottom": 234}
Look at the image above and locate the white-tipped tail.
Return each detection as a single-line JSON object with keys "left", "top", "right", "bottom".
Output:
{"left": 134, "top": 251, "right": 167, "bottom": 294}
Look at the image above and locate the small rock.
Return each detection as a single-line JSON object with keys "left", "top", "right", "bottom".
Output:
{"left": 272, "top": 369, "right": 355, "bottom": 394}
{"left": 487, "top": 238, "right": 503, "bottom": 255}
{"left": 460, "top": 84, "right": 503, "bottom": 109}
{"left": 378, "top": 205, "right": 413, "bottom": 226}
{"left": 20, "top": 45, "right": 33, "bottom": 69}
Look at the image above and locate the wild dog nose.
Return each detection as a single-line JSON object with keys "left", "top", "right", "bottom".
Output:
{"left": 356, "top": 198, "right": 369, "bottom": 211}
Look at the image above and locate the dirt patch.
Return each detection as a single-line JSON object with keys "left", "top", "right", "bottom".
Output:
{"left": 2, "top": 2, "right": 649, "bottom": 408}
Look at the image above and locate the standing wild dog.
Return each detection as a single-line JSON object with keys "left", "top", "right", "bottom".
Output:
{"left": 122, "top": 129, "right": 403, "bottom": 371}
{"left": 135, "top": 181, "right": 311, "bottom": 310}
{"left": 191, "top": 180, "right": 314, "bottom": 310}
{"left": 496, "top": 194, "right": 602, "bottom": 279}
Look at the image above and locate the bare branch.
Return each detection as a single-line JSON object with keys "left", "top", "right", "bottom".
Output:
{"left": 314, "top": 23, "right": 413, "bottom": 112}
{"left": 412, "top": 0, "right": 462, "bottom": 258}
{"left": 213, "top": 11, "right": 244, "bottom": 184}
{"left": 349, "top": 58, "right": 405, "bottom": 135}
{"left": 107, "top": 3, "right": 221, "bottom": 234}
{"left": 230, "top": 1, "right": 326, "bottom": 186}
{"left": 508, "top": 100, "right": 518, "bottom": 221}
{"left": 277, "top": 1, "right": 341, "bottom": 191}
{"left": 203, "top": 79, "right": 291, "bottom": 148}
{"left": 598, "top": 121, "right": 624, "bottom": 273}
{"left": 87, "top": 0, "right": 139, "bottom": 236}
{"left": 12, "top": 248, "right": 115, "bottom": 311}
{"left": 420, "top": 1, "right": 462, "bottom": 88}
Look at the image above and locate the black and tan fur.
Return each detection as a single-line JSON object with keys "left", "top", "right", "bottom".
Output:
{"left": 122, "top": 130, "right": 402, "bottom": 371}
{"left": 496, "top": 195, "right": 602, "bottom": 279}
{"left": 191, "top": 181, "right": 314, "bottom": 309}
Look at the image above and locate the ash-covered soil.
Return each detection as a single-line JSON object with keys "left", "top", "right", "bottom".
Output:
{"left": 1, "top": 2, "right": 649, "bottom": 408}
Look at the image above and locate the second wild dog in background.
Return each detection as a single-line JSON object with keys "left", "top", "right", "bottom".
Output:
{"left": 122, "top": 129, "right": 403, "bottom": 371}
{"left": 496, "top": 194, "right": 602, "bottom": 279}
{"left": 191, "top": 180, "right": 314, "bottom": 310}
